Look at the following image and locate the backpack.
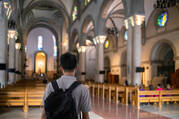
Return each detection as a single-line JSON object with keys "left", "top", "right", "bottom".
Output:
{"left": 44, "top": 80, "right": 81, "bottom": 119}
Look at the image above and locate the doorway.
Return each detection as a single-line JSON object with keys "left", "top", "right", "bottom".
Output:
{"left": 34, "top": 52, "right": 47, "bottom": 74}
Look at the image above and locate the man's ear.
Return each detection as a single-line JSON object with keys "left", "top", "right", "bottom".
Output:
{"left": 59, "top": 66, "right": 64, "bottom": 73}
{"left": 75, "top": 66, "right": 78, "bottom": 71}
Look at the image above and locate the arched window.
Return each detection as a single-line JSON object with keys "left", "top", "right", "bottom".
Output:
{"left": 157, "top": 11, "right": 168, "bottom": 27}
{"left": 124, "top": 30, "right": 128, "bottom": 40}
{"left": 84, "top": 0, "right": 91, "bottom": 6}
{"left": 72, "top": 5, "right": 78, "bottom": 21}
{"left": 104, "top": 39, "right": 109, "bottom": 49}
{"left": 38, "top": 36, "right": 43, "bottom": 50}
{"left": 52, "top": 35, "right": 57, "bottom": 57}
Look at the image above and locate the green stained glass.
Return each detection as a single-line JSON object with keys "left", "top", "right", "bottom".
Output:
{"left": 72, "top": 6, "right": 78, "bottom": 21}
{"left": 157, "top": 11, "right": 168, "bottom": 27}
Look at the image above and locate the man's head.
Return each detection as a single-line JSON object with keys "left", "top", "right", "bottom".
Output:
{"left": 60, "top": 52, "right": 77, "bottom": 72}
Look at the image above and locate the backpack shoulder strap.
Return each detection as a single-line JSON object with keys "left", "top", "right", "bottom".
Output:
{"left": 67, "top": 81, "right": 81, "bottom": 93}
{"left": 51, "top": 80, "right": 59, "bottom": 91}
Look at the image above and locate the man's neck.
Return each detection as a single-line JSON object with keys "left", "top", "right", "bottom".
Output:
{"left": 63, "top": 72, "right": 75, "bottom": 77}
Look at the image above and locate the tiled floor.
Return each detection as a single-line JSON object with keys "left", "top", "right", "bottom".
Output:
{"left": 91, "top": 97, "right": 170, "bottom": 119}
{"left": 0, "top": 98, "right": 178, "bottom": 119}
{"left": 140, "top": 103, "right": 179, "bottom": 119}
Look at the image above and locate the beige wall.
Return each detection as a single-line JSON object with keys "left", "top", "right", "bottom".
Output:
{"left": 103, "top": 6, "right": 179, "bottom": 86}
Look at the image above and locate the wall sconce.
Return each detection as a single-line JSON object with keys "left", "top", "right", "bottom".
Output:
{"left": 15, "top": 39, "right": 21, "bottom": 50}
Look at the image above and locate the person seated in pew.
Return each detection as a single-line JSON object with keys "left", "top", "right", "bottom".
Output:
{"left": 139, "top": 85, "right": 145, "bottom": 97}
{"left": 166, "top": 84, "right": 171, "bottom": 90}
{"left": 164, "top": 84, "right": 172, "bottom": 97}
{"left": 155, "top": 84, "right": 163, "bottom": 97}
{"left": 148, "top": 84, "right": 154, "bottom": 97}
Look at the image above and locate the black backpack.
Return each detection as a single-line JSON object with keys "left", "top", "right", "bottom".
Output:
{"left": 44, "top": 80, "right": 81, "bottom": 119}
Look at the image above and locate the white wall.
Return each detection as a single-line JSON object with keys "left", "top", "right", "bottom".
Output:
{"left": 26, "top": 27, "right": 56, "bottom": 72}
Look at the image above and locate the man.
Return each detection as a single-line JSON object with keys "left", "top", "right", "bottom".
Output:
{"left": 41, "top": 52, "right": 91, "bottom": 119}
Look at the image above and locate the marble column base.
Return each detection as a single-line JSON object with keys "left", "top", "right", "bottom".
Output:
{"left": 0, "top": 71, "right": 6, "bottom": 88}
{"left": 8, "top": 73, "right": 15, "bottom": 84}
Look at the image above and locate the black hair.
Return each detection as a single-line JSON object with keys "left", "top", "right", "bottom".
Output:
{"left": 60, "top": 52, "right": 77, "bottom": 72}
{"left": 149, "top": 85, "right": 154, "bottom": 90}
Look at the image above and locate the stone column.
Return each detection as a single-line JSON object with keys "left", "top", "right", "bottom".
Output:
{"left": 94, "top": 36, "right": 106, "bottom": 83}
{"left": 125, "top": 18, "right": 133, "bottom": 85}
{"left": 15, "top": 42, "right": 21, "bottom": 82}
{"left": 18, "top": 50, "right": 22, "bottom": 81}
{"left": 8, "top": 30, "right": 16, "bottom": 84}
{"left": 133, "top": 15, "right": 145, "bottom": 85}
{"left": 125, "top": 15, "right": 145, "bottom": 86}
{"left": 79, "top": 46, "right": 86, "bottom": 82}
{"left": 0, "top": 2, "right": 8, "bottom": 88}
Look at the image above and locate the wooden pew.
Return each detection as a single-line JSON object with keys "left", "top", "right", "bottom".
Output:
{"left": 0, "top": 89, "right": 25, "bottom": 107}
{"left": 85, "top": 82, "right": 136, "bottom": 105}
{"left": 133, "top": 89, "right": 179, "bottom": 109}
{"left": 0, "top": 79, "right": 46, "bottom": 112}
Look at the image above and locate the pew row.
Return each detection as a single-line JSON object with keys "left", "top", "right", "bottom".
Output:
{"left": 133, "top": 89, "right": 179, "bottom": 109}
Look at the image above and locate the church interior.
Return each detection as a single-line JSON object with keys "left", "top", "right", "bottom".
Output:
{"left": 0, "top": 0, "right": 179, "bottom": 119}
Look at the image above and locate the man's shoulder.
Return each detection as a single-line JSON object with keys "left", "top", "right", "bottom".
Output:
{"left": 74, "top": 83, "right": 90, "bottom": 94}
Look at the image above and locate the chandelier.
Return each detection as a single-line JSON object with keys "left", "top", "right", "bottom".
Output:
{"left": 155, "top": 0, "right": 179, "bottom": 9}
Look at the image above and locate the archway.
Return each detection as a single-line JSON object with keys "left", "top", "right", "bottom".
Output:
{"left": 35, "top": 52, "right": 47, "bottom": 74}
{"left": 26, "top": 27, "right": 58, "bottom": 79}
{"left": 151, "top": 42, "right": 175, "bottom": 87}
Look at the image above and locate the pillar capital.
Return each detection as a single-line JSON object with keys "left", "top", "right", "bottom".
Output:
{"left": 8, "top": 30, "right": 17, "bottom": 39}
{"left": 125, "top": 15, "right": 145, "bottom": 29}
{"left": 93, "top": 35, "right": 107, "bottom": 45}
{"left": 77, "top": 45, "right": 87, "bottom": 53}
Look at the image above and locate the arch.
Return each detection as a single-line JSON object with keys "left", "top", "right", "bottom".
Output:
{"left": 150, "top": 39, "right": 176, "bottom": 62}
{"left": 23, "top": 17, "right": 59, "bottom": 46}
{"left": 70, "top": 29, "right": 79, "bottom": 51}
{"left": 34, "top": 51, "right": 47, "bottom": 74}
{"left": 100, "top": 0, "right": 124, "bottom": 19}
{"left": 150, "top": 40, "right": 176, "bottom": 86}
{"left": 81, "top": 15, "right": 95, "bottom": 34}
{"left": 22, "top": 0, "right": 70, "bottom": 26}
{"left": 71, "top": 29, "right": 79, "bottom": 44}
{"left": 146, "top": 7, "right": 179, "bottom": 38}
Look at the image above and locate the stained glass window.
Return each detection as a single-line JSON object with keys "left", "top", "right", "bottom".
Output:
{"left": 72, "top": 6, "right": 78, "bottom": 21}
{"left": 157, "top": 11, "right": 168, "bottom": 27}
{"left": 104, "top": 40, "right": 109, "bottom": 49}
{"left": 124, "top": 30, "right": 128, "bottom": 40}
{"left": 52, "top": 35, "right": 57, "bottom": 57}
{"left": 38, "top": 36, "right": 43, "bottom": 50}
